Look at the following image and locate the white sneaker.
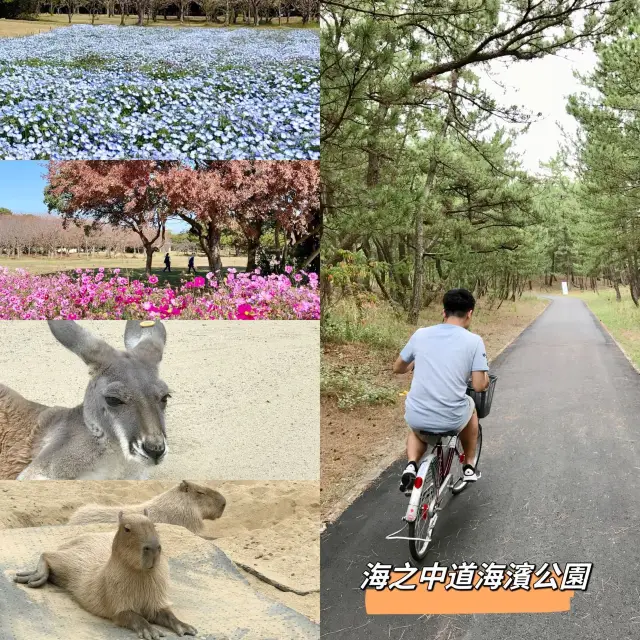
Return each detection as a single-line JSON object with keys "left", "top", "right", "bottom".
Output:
{"left": 400, "top": 462, "right": 417, "bottom": 492}
{"left": 462, "top": 464, "right": 478, "bottom": 482}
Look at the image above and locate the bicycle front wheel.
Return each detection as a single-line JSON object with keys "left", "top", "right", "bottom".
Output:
{"left": 408, "top": 456, "right": 439, "bottom": 562}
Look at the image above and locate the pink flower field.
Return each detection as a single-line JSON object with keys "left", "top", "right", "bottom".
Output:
{"left": 0, "top": 267, "right": 320, "bottom": 320}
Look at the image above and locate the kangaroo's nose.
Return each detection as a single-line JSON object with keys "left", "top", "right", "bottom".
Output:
{"left": 142, "top": 440, "right": 165, "bottom": 462}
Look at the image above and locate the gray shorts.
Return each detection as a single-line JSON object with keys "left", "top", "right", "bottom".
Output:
{"left": 411, "top": 395, "right": 476, "bottom": 443}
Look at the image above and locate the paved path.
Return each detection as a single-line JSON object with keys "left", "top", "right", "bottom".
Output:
{"left": 321, "top": 297, "right": 640, "bottom": 640}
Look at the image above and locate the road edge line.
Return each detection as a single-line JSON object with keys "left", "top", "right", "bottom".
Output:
{"left": 321, "top": 297, "right": 552, "bottom": 529}
{"left": 581, "top": 300, "right": 640, "bottom": 376}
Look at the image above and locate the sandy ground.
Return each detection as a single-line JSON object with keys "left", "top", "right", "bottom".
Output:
{"left": 0, "top": 321, "right": 319, "bottom": 480}
{"left": 0, "top": 480, "right": 320, "bottom": 631}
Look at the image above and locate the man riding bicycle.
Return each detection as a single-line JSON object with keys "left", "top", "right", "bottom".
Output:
{"left": 393, "top": 288, "right": 490, "bottom": 492}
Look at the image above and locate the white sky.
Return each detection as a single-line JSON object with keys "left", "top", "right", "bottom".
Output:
{"left": 481, "top": 47, "right": 598, "bottom": 173}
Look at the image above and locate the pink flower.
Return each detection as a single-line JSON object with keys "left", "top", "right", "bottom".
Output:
{"left": 0, "top": 267, "right": 320, "bottom": 320}
{"left": 237, "top": 303, "right": 255, "bottom": 320}
{"left": 284, "top": 265, "right": 293, "bottom": 274}
{"left": 148, "top": 275, "right": 159, "bottom": 285}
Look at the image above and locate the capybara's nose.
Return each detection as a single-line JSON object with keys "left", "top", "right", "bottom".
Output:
{"left": 142, "top": 440, "right": 165, "bottom": 462}
{"left": 220, "top": 496, "right": 227, "bottom": 512}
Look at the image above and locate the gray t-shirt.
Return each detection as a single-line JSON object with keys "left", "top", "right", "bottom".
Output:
{"left": 400, "top": 323, "right": 489, "bottom": 432}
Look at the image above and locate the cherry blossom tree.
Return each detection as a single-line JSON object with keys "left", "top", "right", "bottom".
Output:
{"left": 200, "top": 160, "right": 319, "bottom": 270}
{"left": 46, "top": 160, "right": 176, "bottom": 273}
{"left": 159, "top": 160, "right": 319, "bottom": 272}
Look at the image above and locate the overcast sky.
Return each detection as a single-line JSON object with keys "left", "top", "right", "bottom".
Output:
{"left": 481, "top": 47, "right": 598, "bottom": 173}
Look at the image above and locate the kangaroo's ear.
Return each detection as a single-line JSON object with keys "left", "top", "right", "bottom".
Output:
{"left": 124, "top": 320, "right": 166, "bottom": 366}
{"left": 118, "top": 511, "right": 124, "bottom": 523}
{"left": 48, "top": 321, "right": 117, "bottom": 372}
{"left": 143, "top": 508, "right": 149, "bottom": 517}
{"left": 179, "top": 480, "right": 189, "bottom": 492}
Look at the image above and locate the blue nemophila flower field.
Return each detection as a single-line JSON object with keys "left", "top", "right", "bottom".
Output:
{"left": 0, "top": 26, "right": 319, "bottom": 160}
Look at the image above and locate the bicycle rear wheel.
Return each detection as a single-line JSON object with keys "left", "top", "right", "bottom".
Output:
{"left": 452, "top": 423, "right": 482, "bottom": 495}
{"left": 408, "top": 456, "right": 439, "bottom": 562}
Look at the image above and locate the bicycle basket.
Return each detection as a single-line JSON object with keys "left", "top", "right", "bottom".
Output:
{"left": 466, "top": 374, "right": 497, "bottom": 419}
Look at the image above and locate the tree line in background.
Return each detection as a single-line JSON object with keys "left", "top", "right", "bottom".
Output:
{"left": 45, "top": 159, "right": 320, "bottom": 274}
{"left": 320, "top": 0, "right": 640, "bottom": 323}
{"left": 0, "top": 213, "right": 153, "bottom": 257}
{"left": 1, "top": 0, "right": 318, "bottom": 25}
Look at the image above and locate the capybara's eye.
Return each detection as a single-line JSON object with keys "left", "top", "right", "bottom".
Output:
{"left": 105, "top": 396, "right": 124, "bottom": 407}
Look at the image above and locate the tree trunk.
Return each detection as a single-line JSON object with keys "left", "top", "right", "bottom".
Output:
{"left": 408, "top": 71, "right": 458, "bottom": 324}
{"left": 247, "top": 236, "right": 260, "bottom": 271}
{"left": 145, "top": 246, "right": 154, "bottom": 273}
{"left": 630, "top": 256, "right": 640, "bottom": 307}
{"left": 614, "top": 279, "right": 621, "bottom": 301}
{"left": 204, "top": 227, "right": 222, "bottom": 272}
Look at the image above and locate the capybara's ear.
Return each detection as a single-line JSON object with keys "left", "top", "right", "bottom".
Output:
{"left": 118, "top": 511, "right": 124, "bottom": 523}
{"left": 179, "top": 480, "right": 189, "bottom": 492}
{"left": 143, "top": 508, "right": 149, "bottom": 517}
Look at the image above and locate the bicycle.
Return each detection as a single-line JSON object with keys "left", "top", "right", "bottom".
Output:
{"left": 386, "top": 374, "right": 497, "bottom": 562}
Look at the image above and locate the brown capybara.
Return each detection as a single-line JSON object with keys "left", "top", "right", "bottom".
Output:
{"left": 68, "top": 480, "right": 226, "bottom": 533}
{"left": 14, "top": 512, "right": 196, "bottom": 639}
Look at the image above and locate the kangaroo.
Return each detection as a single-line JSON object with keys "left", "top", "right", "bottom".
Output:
{"left": 69, "top": 480, "right": 227, "bottom": 533}
{"left": 0, "top": 320, "right": 170, "bottom": 480}
{"left": 14, "top": 512, "right": 197, "bottom": 639}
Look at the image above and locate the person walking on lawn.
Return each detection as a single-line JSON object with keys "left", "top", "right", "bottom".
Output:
{"left": 187, "top": 255, "right": 196, "bottom": 275}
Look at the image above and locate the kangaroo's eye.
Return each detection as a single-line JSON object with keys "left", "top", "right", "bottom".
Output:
{"left": 161, "top": 394, "right": 171, "bottom": 404}
{"left": 106, "top": 396, "right": 124, "bottom": 407}
{"left": 124, "top": 526, "right": 131, "bottom": 533}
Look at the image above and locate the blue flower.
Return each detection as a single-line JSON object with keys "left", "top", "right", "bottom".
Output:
{"left": 0, "top": 25, "right": 319, "bottom": 160}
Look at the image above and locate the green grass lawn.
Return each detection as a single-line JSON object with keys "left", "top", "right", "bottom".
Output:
{"left": 0, "top": 254, "right": 248, "bottom": 289}
{"left": 573, "top": 288, "right": 640, "bottom": 367}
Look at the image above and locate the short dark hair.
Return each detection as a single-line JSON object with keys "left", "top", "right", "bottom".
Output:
{"left": 443, "top": 288, "right": 475, "bottom": 318}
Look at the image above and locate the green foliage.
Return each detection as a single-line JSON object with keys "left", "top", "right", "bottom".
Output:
{"left": 321, "top": 0, "right": 638, "bottom": 321}
{"left": 568, "top": 21, "right": 640, "bottom": 301}
{"left": 0, "top": 0, "right": 39, "bottom": 18}
{"left": 0, "top": 207, "right": 12, "bottom": 216}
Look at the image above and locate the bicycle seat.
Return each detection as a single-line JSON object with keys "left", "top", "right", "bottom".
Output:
{"left": 418, "top": 429, "right": 459, "bottom": 438}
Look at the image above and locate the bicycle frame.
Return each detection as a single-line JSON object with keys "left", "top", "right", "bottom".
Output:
{"left": 405, "top": 436, "right": 462, "bottom": 523}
